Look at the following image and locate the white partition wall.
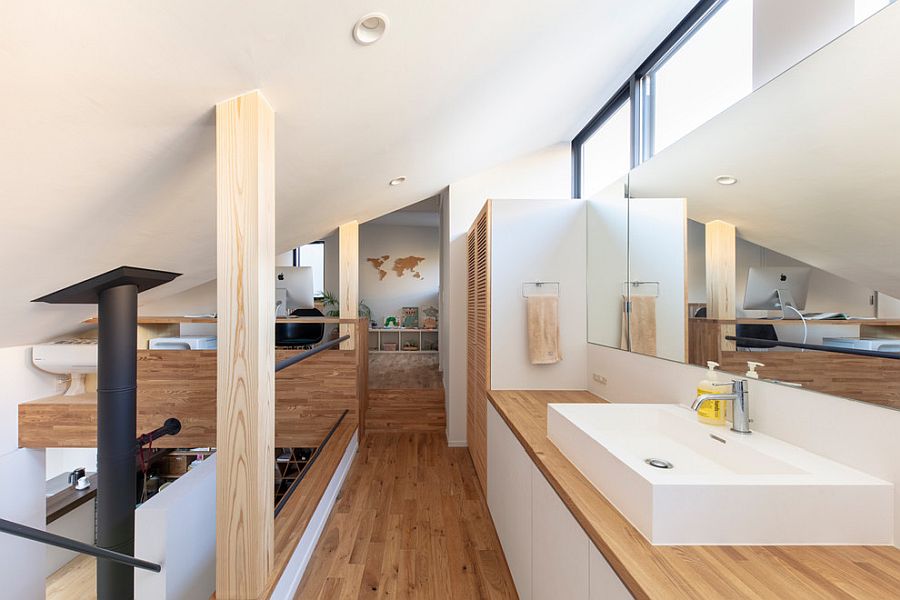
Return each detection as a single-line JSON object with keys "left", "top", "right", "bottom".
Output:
{"left": 135, "top": 454, "right": 216, "bottom": 600}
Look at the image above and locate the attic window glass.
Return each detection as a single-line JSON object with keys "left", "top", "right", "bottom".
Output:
{"left": 579, "top": 101, "right": 631, "bottom": 200}
{"left": 294, "top": 241, "right": 325, "bottom": 297}
{"left": 644, "top": 0, "right": 753, "bottom": 156}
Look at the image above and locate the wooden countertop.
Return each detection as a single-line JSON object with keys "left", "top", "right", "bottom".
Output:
{"left": 488, "top": 389, "right": 900, "bottom": 600}
{"left": 81, "top": 315, "right": 364, "bottom": 325}
{"left": 46, "top": 472, "right": 98, "bottom": 524}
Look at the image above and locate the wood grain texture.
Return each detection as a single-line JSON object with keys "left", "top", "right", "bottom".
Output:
{"left": 718, "top": 350, "right": 900, "bottom": 409}
{"left": 339, "top": 221, "right": 359, "bottom": 351}
{"left": 293, "top": 433, "right": 516, "bottom": 599}
{"left": 466, "top": 201, "right": 491, "bottom": 494}
{"left": 47, "top": 555, "right": 95, "bottom": 600}
{"left": 366, "top": 389, "right": 446, "bottom": 433}
{"left": 705, "top": 220, "right": 736, "bottom": 352}
{"left": 19, "top": 348, "right": 363, "bottom": 448}
{"left": 82, "top": 316, "right": 364, "bottom": 325}
{"left": 263, "top": 418, "right": 358, "bottom": 599}
{"left": 216, "top": 90, "right": 276, "bottom": 599}
{"left": 488, "top": 389, "right": 900, "bottom": 600}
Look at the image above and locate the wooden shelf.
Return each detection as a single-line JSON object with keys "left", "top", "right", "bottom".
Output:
{"left": 82, "top": 315, "right": 364, "bottom": 325}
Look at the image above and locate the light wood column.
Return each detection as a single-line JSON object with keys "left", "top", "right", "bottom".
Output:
{"left": 705, "top": 220, "right": 736, "bottom": 352}
{"left": 339, "top": 221, "right": 359, "bottom": 350}
{"left": 215, "top": 90, "right": 276, "bottom": 599}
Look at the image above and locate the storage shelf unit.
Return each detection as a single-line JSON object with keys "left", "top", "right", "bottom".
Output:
{"left": 368, "top": 328, "right": 439, "bottom": 353}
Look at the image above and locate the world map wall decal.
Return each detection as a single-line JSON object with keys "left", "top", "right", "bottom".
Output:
{"left": 367, "top": 255, "right": 425, "bottom": 280}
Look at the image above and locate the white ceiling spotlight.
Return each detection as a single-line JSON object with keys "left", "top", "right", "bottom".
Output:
{"left": 716, "top": 175, "right": 738, "bottom": 186}
{"left": 389, "top": 176, "right": 407, "bottom": 186}
{"left": 353, "top": 13, "right": 389, "bottom": 46}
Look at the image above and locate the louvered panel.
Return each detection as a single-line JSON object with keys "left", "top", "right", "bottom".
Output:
{"left": 466, "top": 202, "right": 491, "bottom": 493}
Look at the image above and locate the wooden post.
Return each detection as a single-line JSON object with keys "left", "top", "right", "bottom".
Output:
{"left": 215, "top": 90, "right": 275, "bottom": 599}
{"left": 339, "top": 221, "right": 359, "bottom": 350}
{"left": 705, "top": 220, "right": 736, "bottom": 352}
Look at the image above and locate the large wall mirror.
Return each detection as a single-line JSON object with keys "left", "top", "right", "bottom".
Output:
{"left": 587, "top": 4, "right": 900, "bottom": 410}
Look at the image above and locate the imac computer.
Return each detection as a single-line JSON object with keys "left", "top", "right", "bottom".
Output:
{"left": 743, "top": 266, "right": 811, "bottom": 319}
{"left": 275, "top": 266, "right": 315, "bottom": 316}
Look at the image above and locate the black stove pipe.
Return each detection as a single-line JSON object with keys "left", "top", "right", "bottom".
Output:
{"left": 96, "top": 283, "right": 138, "bottom": 599}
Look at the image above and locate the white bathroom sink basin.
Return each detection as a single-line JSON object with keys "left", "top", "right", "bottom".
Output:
{"left": 547, "top": 403, "right": 893, "bottom": 545}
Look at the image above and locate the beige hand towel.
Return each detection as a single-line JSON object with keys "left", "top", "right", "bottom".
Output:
{"left": 620, "top": 295, "right": 657, "bottom": 356}
{"left": 527, "top": 296, "right": 561, "bottom": 365}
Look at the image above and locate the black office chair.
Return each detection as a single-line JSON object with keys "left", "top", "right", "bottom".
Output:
{"left": 275, "top": 308, "right": 326, "bottom": 347}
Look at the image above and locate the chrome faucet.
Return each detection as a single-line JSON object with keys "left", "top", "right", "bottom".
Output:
{"left": 691, "top": 379, "right": 751, "bottom": 434}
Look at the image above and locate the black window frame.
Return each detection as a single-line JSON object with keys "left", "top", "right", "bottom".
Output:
{"left": 572, "top": 0, "right": 724, "bottom": 197}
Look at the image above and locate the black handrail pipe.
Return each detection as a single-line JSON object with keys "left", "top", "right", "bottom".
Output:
{"left": 136, "top": 418, "right": 182, "bottom": 450}
{"left": 0, "top": 518, "right": 161, "bottom": 573}
{"left": 726, "top": 336, "right": 900, "bottom": 360}
{"left": 275, "top": 335, "right": 351, "bottom": 373}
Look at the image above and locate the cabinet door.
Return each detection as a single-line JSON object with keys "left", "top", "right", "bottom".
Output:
{"left": 589, "top": 543, "right": 634, "bottom": 600}
{"left": 487, "top": 403, "right": 533, "bottom": 599}
{"left": 532, "top": 464, "right": 589, "bottom": 600}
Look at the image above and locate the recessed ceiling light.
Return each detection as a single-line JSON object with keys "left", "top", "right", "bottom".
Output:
{"left": 716, "top": 175, "right": 738, "bottom": 186}
{"left": 353, "top": 13, "right": 389, "bottom": 45}
{"left": 389, "top": 176, "right": 407, "bottom": 186}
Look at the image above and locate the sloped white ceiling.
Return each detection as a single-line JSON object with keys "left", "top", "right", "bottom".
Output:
{"left": 629, "top": 3, "right": 900, "bottom": 299}
{"left": 0, "top": 0, "right": 694, "bottom": 346}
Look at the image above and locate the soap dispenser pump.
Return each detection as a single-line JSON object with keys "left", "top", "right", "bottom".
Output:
{"left": 696, "top": 361, "right": 728, "bottom": 425}
{"left": 745, "top": 361, "right": 765, "bottom": 379}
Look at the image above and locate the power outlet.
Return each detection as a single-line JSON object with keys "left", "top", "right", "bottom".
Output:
{"left": 592, "top": 373, "right": 607, "bottom": 385}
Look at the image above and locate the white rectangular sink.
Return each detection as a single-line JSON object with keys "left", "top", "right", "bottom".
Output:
{"left": 548, "top": 403, "right": 893, "bottom": 545}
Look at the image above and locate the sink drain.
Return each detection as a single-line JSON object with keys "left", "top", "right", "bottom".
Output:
{"left": 644, "top": 458, "right": 674, "bottom": 469}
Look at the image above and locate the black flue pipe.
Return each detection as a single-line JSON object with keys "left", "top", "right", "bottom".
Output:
{"left": 97, "top": 283, "right": 138, "bottom": 599}
{"left": 32, "top": 266, "right": 181, "bottom": 600}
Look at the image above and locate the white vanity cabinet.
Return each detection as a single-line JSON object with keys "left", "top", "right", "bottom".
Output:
{"left": 486, "top": 403, "right": 634, "bottom": 600}
{"left": 532, "top": 463, "right": 589, "bottom": 599}
{"left": 487, "top": 403, "right": 533, "bottom": 598}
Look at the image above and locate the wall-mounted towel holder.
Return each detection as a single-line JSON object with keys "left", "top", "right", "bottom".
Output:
{"left": 522, "top": 281, "right": 560, "bottom": 298}
{"left": 623, "top": 281, "right": 660, "bottom": 297}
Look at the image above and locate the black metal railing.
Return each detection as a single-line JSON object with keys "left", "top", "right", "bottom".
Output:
{"left": 0, "top": 518, "right": 161, "bottom": 572}
{"left": 727, "top": 336, "right": 900, "bottom": 360}
{"left": 274, "top": 410, "right": 349, "bottom": 518}
{"left": 275, "top": 335, "right": 350, "bottom": 373}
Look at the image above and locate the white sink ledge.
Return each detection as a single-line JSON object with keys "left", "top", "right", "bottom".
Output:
{"left": 547, "top": 403, "right": 893, "bottom": 545}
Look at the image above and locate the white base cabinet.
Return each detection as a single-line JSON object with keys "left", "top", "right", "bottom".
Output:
{"left": 487, "top": 403, "right": 634, "bottom": 600}
{"left": 487, "top": 403, "right": 533, "bottom": 598}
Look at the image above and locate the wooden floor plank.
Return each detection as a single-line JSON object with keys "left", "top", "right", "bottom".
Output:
{"left": 294, "top": 433, "right": 515, "bottom": 599}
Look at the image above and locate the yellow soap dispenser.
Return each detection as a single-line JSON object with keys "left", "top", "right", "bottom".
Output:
{"left": 696, "top": 361, "right": 727, "bottom": 425}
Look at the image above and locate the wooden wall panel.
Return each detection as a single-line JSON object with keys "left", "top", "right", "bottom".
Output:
{"left": 18, "top": 348, "right": 362, "bottom": 449}
{"left": 718, "top": 351, "right": 900, "bottom": 409}
{"left": 467, "top": 202, "right": 491, "bottom": 493}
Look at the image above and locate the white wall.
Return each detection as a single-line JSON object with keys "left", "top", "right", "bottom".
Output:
{"left": 489, "top": 200, "right": 586, "bottom": 391}
{"left": 753, "top": 0, "right": 855, "bottom": 89}
{"left": 443, "top": 143, "right": 571, "bottom": 445}
{"left": 135, "top": 454, "right": 216, "bottom": 600}
{"left": 359, "top": 224, "right": 440, "bottom": 326}
{"left": 586, "top": 180, "right": 628, "bottom": 348}
{"left": 0, "top": 345, "right": 57, "bottom": 599}
{"left": 585, "top": 343, "right": 900, "bottom": 548}
{"left": 46, "top": 500, "right": 95, "bottom": 575}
